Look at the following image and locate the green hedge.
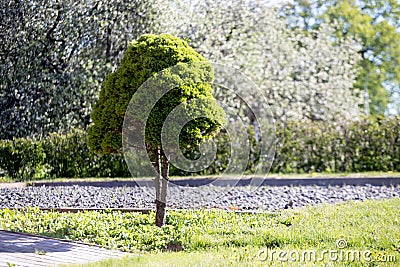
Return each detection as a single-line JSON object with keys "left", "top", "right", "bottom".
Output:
{"left": 272, "top": 116, "right": 400, "bottom": 173}
{"left": 0, "top": 117, "right": 399, "bottom": 181}
{"left": 0, "top": 130, "right": 130, "bottom": 180}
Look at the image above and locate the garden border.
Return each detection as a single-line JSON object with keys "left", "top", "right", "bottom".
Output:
{"left": 1, "top": 176, "right": 400, "bottom": 189}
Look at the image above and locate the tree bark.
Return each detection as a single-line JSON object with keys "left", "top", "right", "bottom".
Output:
{"left": 155, "top": 151, "right": 169, "bottom": 227}
{"left": 154, "top": 147, "right": 161, "bottom": 202}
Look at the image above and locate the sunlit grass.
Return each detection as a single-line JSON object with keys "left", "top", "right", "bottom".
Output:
{"left": 1, "top": 198, "right": 399, "bottom": 266}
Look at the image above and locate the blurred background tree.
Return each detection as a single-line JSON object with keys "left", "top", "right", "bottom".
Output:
{"left": 161, "top": 0, "right": 362, "bottom": 123}
{"left": 4, "top": 0, "right": 395, "bottom": 139}
{"left": 281, "top": 0, "right": 400, "bottom": 116}
{"left": 0, "top": 0, "right": 173, "bottom": 139}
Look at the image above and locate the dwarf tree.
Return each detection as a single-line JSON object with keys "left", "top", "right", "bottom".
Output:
{"left": 87, "top": 34, "right": 225, "bottom": 226}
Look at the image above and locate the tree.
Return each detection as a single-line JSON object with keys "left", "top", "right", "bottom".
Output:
{"left": 87, "top": 34, "right": 225, "bottom": 226}
{"left": 281, "top": 0, "right": 400, "bottom": 116}
{"left": 160, "top": 0, "right": 362, "bottom": 122}
{"left": 0, "top": 0, "right": 173, "bottom": 139}
{"left": 1, "top": 0, "right": 365, "bottom": 140}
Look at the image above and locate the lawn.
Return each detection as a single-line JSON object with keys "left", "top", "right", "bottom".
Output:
{"left": 1, "top": 198, "right": 399, "bottom": 266}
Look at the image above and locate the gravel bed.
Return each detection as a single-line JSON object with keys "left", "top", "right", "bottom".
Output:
{"left": 1, "top": 184, "right": 400, "bottom": 212}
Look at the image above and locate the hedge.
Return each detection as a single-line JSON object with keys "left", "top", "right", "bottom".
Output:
{"left": 0, "top": 130, "right": 130, "bottom": 180}
{"left": 0, "top": 117, "right": 399, "bottom": 181}
{"left": 272, "top": 116, "right": 400, "bottom": 173}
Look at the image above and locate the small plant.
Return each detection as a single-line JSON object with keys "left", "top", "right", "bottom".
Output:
{"left": 34, "top": 248, "right": 47, "bottom": 255}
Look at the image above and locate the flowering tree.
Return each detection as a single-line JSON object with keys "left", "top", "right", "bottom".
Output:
{"left": 282, "top": 0, "right": 400, "bottom": 116}
{"left": 1, "top": 0, "right": 363, "bottom": 141}
{"left": 0, "top": 0, "right": 173, "bottom": 139}
{"left": 161, "top": 0, "right": 363, "bottom": 122}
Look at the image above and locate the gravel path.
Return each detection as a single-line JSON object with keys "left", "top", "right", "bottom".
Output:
{"left": 1, "top": 184, "right": 399, "bottom": 211}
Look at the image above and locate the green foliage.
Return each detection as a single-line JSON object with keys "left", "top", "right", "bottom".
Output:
{"left": 1, "top": 117, "right": 399, "bottom": 180}
{"left": 0, "top": 138, "right": 46, "bottom": 180}
{"left": 88, "top": 34, "right": 226, "bottom": 155}
{"left": 171, "top": 126, "right": 260, "bottom": 176}
{"left": 0, "top": 130, "right": 130, "bottom": 181}
{"left": 0, "top": 199, "right": 399, "bottom": 258}
{"left": 324, "top": 0, "right": 399, "bottom": 116}
{"left": 179, "top": 116, "right": 400, "bottom": 175}
{"left": 282, "top": 0, "right": 400, "bottom": 116}
{"left": 272, "top": 116, "right": 400, "bottom": 173}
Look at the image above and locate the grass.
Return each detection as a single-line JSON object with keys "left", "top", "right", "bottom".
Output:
{"left": 1, "top": 171, "right": 399, "bottom": 184}
{"left": 1, "top": 198, "right": 399, "bottom": 266}
{"left": 65, "top": 246, "right": 399, "bottom": 267}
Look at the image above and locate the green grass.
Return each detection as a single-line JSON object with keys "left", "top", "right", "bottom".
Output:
{"left": 66, "top": 246, "right": 399, "bottom": 267}
{"left": 0, "top": 177, "right": 15, "bottom": 183}
{"left": 1, "top": 198, "right": 399, "bottom": 266}
{"left": 1, "top": 171, "right": 399, "bottom": 184}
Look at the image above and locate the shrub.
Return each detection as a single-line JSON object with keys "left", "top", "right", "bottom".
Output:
{"left": 87, "top": 33, "right": 225, "bottom": 155}
{"left": 86, "top": 33, "right": 226, "bottom": 226}
{"left": 0, "top": 116, "right": 399, "bottom": 181}
{"left": 271, "top": 116, "right": 400, "bottom": 173}
{"left": 0, "top": 137, "right": 46, "bottom": 179}
{"left": 0, "top": 130, "right": 130, "bottom": 181}
{"left": 41, "top": 130, "right": 130, "bottom": 178}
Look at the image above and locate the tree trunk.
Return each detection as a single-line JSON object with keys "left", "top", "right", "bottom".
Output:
{"left": 155, "top": 152, "right": 169, "bottom": 227}
{"left": 154, "top": 147, "right": 161, "bottom": 204}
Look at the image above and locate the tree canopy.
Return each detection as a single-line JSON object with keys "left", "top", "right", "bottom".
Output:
{"left": 88, "top": 34, "right": 226, "bottom": 155}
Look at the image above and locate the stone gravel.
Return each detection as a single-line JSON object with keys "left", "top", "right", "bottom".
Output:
{"left": 1, "top": 184, "right": 399, "bottom": 211}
